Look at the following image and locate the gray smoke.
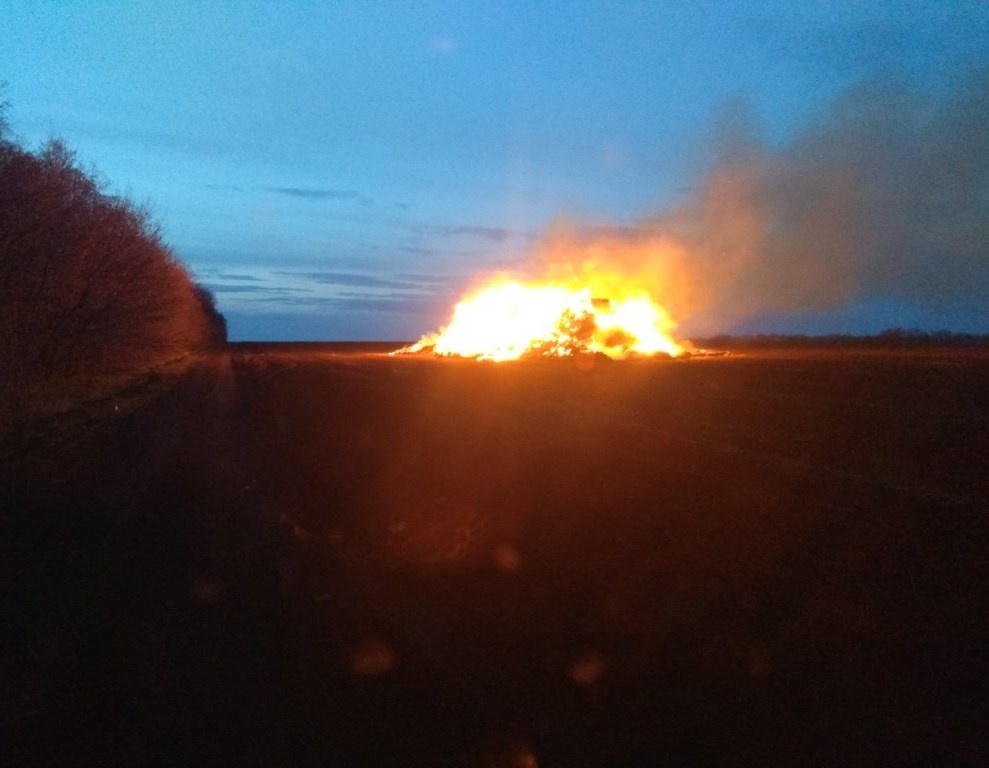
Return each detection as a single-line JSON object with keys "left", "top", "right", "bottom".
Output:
{"left": 535, "top": 69, "right": 989, "bottom": 333}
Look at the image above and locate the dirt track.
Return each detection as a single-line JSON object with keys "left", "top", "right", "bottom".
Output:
{"left": 3, "top": 346, "right": 988, "bottom": 765}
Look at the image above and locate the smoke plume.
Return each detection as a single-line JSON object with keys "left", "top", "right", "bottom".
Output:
{"left": 534, "top": 69, "right": 989, "bottom": 333}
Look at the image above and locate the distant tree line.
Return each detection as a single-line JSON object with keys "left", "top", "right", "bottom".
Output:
{"left": 0, "top": 100, "right": 225, "bottom": 423}
{"left": 694, "top": 329, "right": 989, "bottom": 350}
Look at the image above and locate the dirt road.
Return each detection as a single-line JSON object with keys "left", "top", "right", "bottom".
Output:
{"left": 3, "top": 347, "right": 987, "bottom": 765}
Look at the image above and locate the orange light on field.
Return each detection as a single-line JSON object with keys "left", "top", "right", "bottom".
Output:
{"left": 397, "top": 278, "right": 683, "bottom": 360}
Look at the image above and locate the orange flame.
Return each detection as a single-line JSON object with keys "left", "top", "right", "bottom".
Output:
{"left": 398, "top": 277, "right": 683, "bottom": 360}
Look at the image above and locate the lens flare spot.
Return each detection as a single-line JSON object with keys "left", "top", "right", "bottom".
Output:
{"left": 351, "top": 638, "right": 397, "bottom": 677}
{"left": 492, "top": 544, "right": 522, "bottom": 573}
{"left": 568, "top": 652, "right": 607, "bottom": 685}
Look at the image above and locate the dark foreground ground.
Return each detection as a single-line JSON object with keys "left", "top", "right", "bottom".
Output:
{"left": 2, "top": 345, "right": 987, "bottom": 766}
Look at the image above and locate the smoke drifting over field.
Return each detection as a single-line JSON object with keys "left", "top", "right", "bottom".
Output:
{"left": 534, "top": 70, "right": 989, "bottom": 333}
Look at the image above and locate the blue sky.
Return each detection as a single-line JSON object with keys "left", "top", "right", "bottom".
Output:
{"left": 3, "top": 1, "right": 988, "bottom": 339}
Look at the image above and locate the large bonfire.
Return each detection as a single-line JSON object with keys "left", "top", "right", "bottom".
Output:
{"left": 396, "top": 276, "right": 684, "bottom": 361}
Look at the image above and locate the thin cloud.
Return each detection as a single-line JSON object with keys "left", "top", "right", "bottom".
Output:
{"left": 401, "top": 245, "right": 439, "bottom": 256}
{"left": 204, "top": 283, "right": 312, "bottom": 295}
{"left": 265, "top": 186, "right": 372, "bottom": 205}
{"left": 396, "top": 272, "right": 453, "bottom": 285}
{"left": 200, "top": 271, "right": 266, "bottom": 282}
{"left": 272, "top": 271, "right": 427, "bottom": 290}
{"left": 216, "top": 273, "right": 266, "bottom": 282}
{"left": 291, "top": 294, "right": 436, "bottom": 313}
{"left": 401, "top": 222, "right": 533, "bottom": 243}
{"left": 429, "top": 224, "right": 521, "bottom": 242}
{"left": 203, "top": 183, "right": 372, "bottom": 205}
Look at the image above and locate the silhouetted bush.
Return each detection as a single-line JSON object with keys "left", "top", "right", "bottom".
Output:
{"left": 0, "top": 116, "right": 225, "bottom": 422}
{"left": 194, "top": 283, "right": 228, "bottom": 348}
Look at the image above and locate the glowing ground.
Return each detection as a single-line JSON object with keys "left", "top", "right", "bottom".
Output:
{"left": 2, "top": 345, "right": 987, "bottom": 765}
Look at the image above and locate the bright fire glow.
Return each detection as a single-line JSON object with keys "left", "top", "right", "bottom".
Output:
{"left": 397, "top": 279, "right": 683, "bottom": 360}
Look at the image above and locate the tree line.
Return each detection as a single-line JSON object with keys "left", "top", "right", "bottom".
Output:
{"left": 694, "top": 329, "right": 989, "bottom": 350}
{"left": 0, "top": 101, "right": 226, "bottom": 424}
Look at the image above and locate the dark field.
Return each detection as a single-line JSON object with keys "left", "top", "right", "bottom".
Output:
{"left": 2, "top": 345, "right": 988, "bottom": 766}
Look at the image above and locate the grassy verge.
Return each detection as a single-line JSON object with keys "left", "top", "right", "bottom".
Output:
{"left": 0, "top": 355, "right": 201, "bottom": 462}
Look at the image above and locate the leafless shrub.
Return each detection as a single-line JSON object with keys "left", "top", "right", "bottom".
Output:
{"left": 0, "top": 116, "right": 224, "bottom": 423}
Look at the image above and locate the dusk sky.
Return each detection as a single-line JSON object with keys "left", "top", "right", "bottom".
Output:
{"left": 4, "top": 1, "right": 988, "bottom": 340}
